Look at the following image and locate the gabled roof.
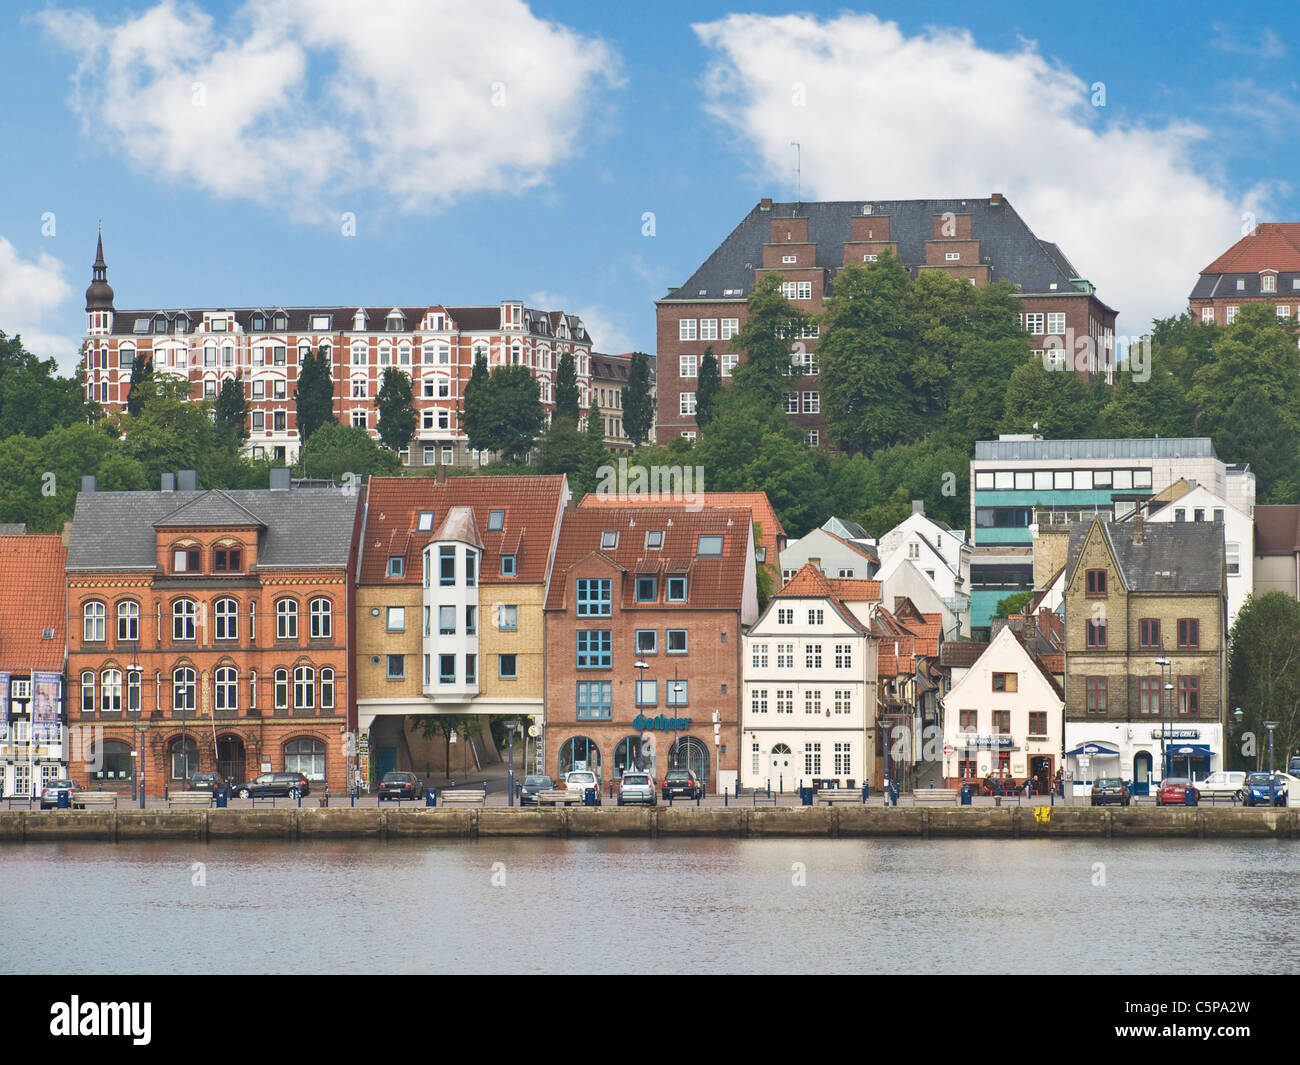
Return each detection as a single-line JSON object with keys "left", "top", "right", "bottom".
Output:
{"left": 1065, "top": 518, "right": 1224, "bottom": 594}
{"left": 579, "top": 491, "right": 785, "bottom": 564}
{"left": 1200, "top": 223, "right": 1300, "bottom": 274}
{"left": 765, "top": 564, "right": 871, "bottom": 634}
{"left": 360, "top": 475, "right": 567, "bottom": 584}
{"left": 153, "top": 489, "right": 266, "bottom": 529}
{"left": 946, "top": 626, "right": 1064, "bottom": 703}
{"left": 545, "top": 506, "right": 752, "bottom": 612}
{"left": 434, "top": 506, "right": 483, "bottom": 550}
{"left": 940, "top": 641, "right": 989, "bottom": 668}
{"left": 823, "top": 529, "right": 880, "bottom": 564}
{"left": 0, "top": 535, "right": 68, "bottom": 672}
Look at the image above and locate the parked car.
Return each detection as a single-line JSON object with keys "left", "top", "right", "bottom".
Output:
{"left": 618, "top": 772, "right": 656, "bottom": 806}
{"left": 1089, "top": 778, "right": 1130, "bottom": 806}
{"left": 39, "top": 779, "right": 82, "bottom": 809}
{"left": 662, "top": 769, "right": 703, "bottom": 800}
{"left": 378, "top": 771, "right": 424, "bottom": 801}
{"left": 1242, "top": 772, "right": 1288, "bottom": 807}
{"left": 233, "top": 772, "right": 310, "bottom": 799}
{"left": 1155, "top": 777, "right": 1199, "bottom": 806}
{"left": 562, "top": 770, "right": 601, "bottom": 805}
{"left": 1190, "top": 771, "right": 1247, "bottom": 802}
{"left": 188, "top": 772, "right": 225, "bottom": 793}
{"left": 519, "top": 775, "right": 555, "bottom": 806}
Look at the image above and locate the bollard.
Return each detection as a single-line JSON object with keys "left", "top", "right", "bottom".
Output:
{"left": 164, "top": 783, "right": 169, "bottom": 801}
{"left": 723, "top": 786, "right": 728, "bottom": 807}
{"left": 426, "top": 789, "right": 436, "bottom": 807}
{"left": 350, "top": 786, "right": 356, "bottom": 808}
{"left": 696, "top": 788, "right": 702, "bottom": 807}
{"left": 323, "top": 783, "right": 329, "bottom": 808}
{"left": 294, "top": 786, "right": 302, "bottom": 808}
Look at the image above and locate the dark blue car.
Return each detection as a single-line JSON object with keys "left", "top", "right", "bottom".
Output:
{"left": 1242, "top": 772, "right": 1288, "bottom": 807}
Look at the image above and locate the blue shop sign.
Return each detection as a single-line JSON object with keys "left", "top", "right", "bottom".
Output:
{"left": 1152, "top": 728, "right": 1200, "bottom": 739}
{"left": 632, "top": 714, "right": 693, "bottom": 731}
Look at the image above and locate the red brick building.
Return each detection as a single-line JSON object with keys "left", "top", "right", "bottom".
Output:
{"left": 65, "top": 470, "right": 363, "bottom": 798}
{"left": 82, "top": 233, "right": 594, "bottom": 467}
{"left": 656, "top": 195, "right": 1118, "bottom": 444}
{"left": 543, "top": 505, "right": 758, "bottom": 794}
{"left": 1189, "top": 223, "right": 1300, "bottom": 326}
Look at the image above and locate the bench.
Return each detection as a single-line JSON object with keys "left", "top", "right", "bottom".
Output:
{"left": 438, "top": 790, "right": 488, "bottom": 806}
{"left": 167, "top": 791, "right": 213, "bottom": 810}
{"left": 816, "top": 788, "right": 865, "bottom": 806}
{"left": 913, "top": 788, "right": 960, "bottom": 806}
{"left": 5, "top": 796, "right": 35, "bottom": 809}
{"left": 72, "top": 792, "right": 119, "bottom": 810}
{"left": 535, "top": 790, "right": 583, "bottom": 807}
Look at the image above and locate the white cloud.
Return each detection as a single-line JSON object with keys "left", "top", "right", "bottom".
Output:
{"left": 694, "top": 13, "right": 1269, "bottom": 334}
{"left": 0, "top": 237, "right": 79, "bottom": 370}
{"left": 529, "top": 291, "right": 636, "bottom": 355}
{"left": 38, "top": 0, "right": 620, "bottom": 219}
{"left": 1211, "top": 22, "right": 1286, "bottom": 60}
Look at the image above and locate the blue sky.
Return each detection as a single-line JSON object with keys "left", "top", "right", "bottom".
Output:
{"left": 1, "top": 0, "right": 1297, "bottom": 373}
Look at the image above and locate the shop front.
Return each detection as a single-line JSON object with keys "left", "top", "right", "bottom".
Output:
{"left": 552, "top": 713, "right": 721, "bottom": 792}
{"left": 1065, "top": 724, "right": 1223, "bottom": 796}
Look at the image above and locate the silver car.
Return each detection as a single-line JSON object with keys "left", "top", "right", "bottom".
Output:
{"left": 617, "top": 771, "right": 656, "bottom": 807}
{"left": 563, "top": 770, "right": 601, "bottom": 805}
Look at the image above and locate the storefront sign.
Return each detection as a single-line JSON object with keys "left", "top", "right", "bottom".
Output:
{"left": 958, "top": 735, "right": 1014, "bottom": 749}
{"left": 632, "top": 714, "right": 693, "bottom": 731}
{"left": 1151, "top": 728, "right": 1200, "bottom": 739}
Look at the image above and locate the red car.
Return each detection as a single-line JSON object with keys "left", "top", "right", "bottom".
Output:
{"left": 1155, "top": 777, "right": 1199, "bottom": 806}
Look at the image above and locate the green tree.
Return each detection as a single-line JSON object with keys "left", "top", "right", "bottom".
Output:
{"left": 731, "top": 273, "right": 809, "bottom": 408}
{"left": 0, "top": 331, "right": 89, "bottom": 436}
{"left": 460, "top": 352, "right": 492, "bottom": 452}
{"left": 118, "top": 376, "right": 222, "bottom": 488}
{"left": 695, "top": 348, "right": 721, "bottom": 428}
{"left": 994, "top": 590, "right": 1034, "bottom": 618}
{"left": 998, "top": 359, "right": 1105, "bottom": 438}
{"left": 412, "top": 714, "right": 484, "bottom": 780}
{"left": 1094, "top": 339, "right": 1193, "bottom": 440}
{"left": 537, "top": 416, "right": 585, "bottom": 480}
{"left": 1212, "top": 385, "right": 1300, "bottom": 502}
{"left": 577, "top": 403, "right": 607, "bottom": 498}
{"left": 1228, "top": 592, "right": 1300, "bottom": 770}
{"left": 214, "top": 376, "right": 249, "bottom": 449}
{"left": 376, "top": 367, "right": 417, "bottom": 453}
{"left": 474, "top": 364, "right": 544, "bottom": 462}
{"left": 555, "top": 351, "right": 579, "bottom": 421}
{"left": 620, "top": 352, "right": 654, "bottom": 447}
{"left": 295, "top": 345, "right": 336, "bottom": 446}
{"left": 859, "top": 485, "right": 913, "bottom": 539}
{"left": 125, "top": 353, "right": 155, "bottom": 419}
{"left": 298, "top": 422, "right": 401, "bottom": 482}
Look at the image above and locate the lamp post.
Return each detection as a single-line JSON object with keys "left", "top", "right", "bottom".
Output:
{"left": 669, "top": 664, "right": 684, "bottom": 776}
{"left": 128, "top": 652, "right": 142, "bottom": 804}
{"left": 1264, "top": 721, "right": 1279, "bottom": 807}
{"left": 504, "top": 718, "right": 519, "bottom": 807}
{"left": 1155, "top": 654, "right": 1170, "bottom": 781}
{"left": 634, "top": 659, "right": 649, "bottom": 775}
{"left": 1229, "top": 707, "right": 1243, "bottom": 770}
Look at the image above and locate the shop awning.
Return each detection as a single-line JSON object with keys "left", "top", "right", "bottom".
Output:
{"left": 1164, "top": 744, "right": 1212, "bottom": 758}
{"left": 1065, "top": 740, "right": 1120, "bottom": 756}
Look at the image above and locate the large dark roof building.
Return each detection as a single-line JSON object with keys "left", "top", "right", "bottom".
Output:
{"left": 656, "top": 194, "right": 1118, "bottom": 444}
{"left": 1189, "top": 223, "right": 1300, "bottom": 326}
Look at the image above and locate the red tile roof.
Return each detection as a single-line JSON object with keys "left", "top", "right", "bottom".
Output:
{"left": 828, "top": 578, "right": 882, "bottom": 602}
{"left": 579, "top": 491, "right": 785, "bottom": 564}
{"left": 545, "top": 506, "right": 753, "bottom": 612}
{"left": 1202, "top": 223, "right": 1300, "bottom": 274}
{"left": 0, "top": 535, "right": 67, "bottom": 672}
{"left": 360, "top": 476, "right": 567, "bottom": 584}
{"left": 771, "top": 564, "right": 873, "bottom": 632}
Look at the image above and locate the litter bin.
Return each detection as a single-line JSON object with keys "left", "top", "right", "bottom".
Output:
{"left": 215, "top": 788, "right": 228, "bottom": 809}
{"left": 799, "top": 786, "right": 814, "bottom": 806}
{"left": 57, "top": 790, "right": 70, "bottom": 809}
{"left": 960, "top": 784, "right": 973, "bottom": 806}
{"left": 425, "top": 789, "right": 436, "bottom": 807}
{"left": 583, "top": 788, "right": 598, "bottom": 807}
{"left": 1184, "top": 788, "right": 1198, "bottom": 807}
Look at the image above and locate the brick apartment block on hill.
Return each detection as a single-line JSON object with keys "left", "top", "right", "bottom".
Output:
{"left": 83, "top": 233, "right": 595, "bottom": 467}
{"left": 1189, "top": 223, "right": 1300, "bottom": 326}
{"left": 656, "top": 195, "right": 1118, "bottom": 444}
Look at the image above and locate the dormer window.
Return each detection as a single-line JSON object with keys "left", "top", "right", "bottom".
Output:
{"left": 272, "top": 313, "right": 287, "bottom": 331}
{"left": 1261, "top": 274, "right": 1277, "bottom": 293}
{"left": 153, "top": 315, "right": 168, "bottom": 334}
{"left": 210, "top": 315, "right": 228, "bottom": 332}
{"left": 488, "top": 509, "right": 505, "bottom": 532}
{"left": 387, "top": 312, "right": 404, "bottom": 332}
{"left": 501, "top": 554, "right": 516, "bottom": 577}
{"left": 387, "top": 555, "right": 405, "bottom": 577}
{"left": 214, "top": 546, "right": 242, "bottom": 572}
{"left": 1236, "top": 279, "right": 1246, "bottom": 291}
{"left": 310, "top": 314, "right": 331, "bottom": 331}
{"left": 667, "top": 576, "right": 687, "bottom": 601}
{"left": 636, "top": 576, "right": 656, "bottom": 601}
{"left": 251, "top": 314, "right": 265, "bottom": 331}
{"left": 175, "top": 315, "right": 189, "bottom": 335}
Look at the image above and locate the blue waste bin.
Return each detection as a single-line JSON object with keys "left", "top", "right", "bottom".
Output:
{"left": 960, "top": 784, "right": 973, "bottom": 806}
{"left": 215, "top": 789, "right": 228, "bottom": 809}
{"left": 57, "top": 790, "right": 70, "bottom": 809}
{"left": 1184, "top": 787, "right": 1198, "bottom": 807}
{"left": 425, "top": 789, "right": 436, "bottom": 807}
{"left": 799, "top": 786, "right": 813, "bottom": 806}
{"left": 583, "top": 787, "right": 598, "bottom": 807}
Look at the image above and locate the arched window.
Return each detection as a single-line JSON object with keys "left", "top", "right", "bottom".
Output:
{"left": 294, "top": 666, "right": 315, "bottom": 710}
{"left": 214, "top": 597, "right": 239, "bottom": 640}
{"left": 101, "top": 669, "right": 123, "bottom": 713}
{"left": 93, "top": 740, "right": 133, "bottom": 784}
{"left": 285, "top": 737, "right": 326, "bottom": 780}
{"left": 276, "top": 599, "right": 298, "bottom": 640}
{"left": 557, "top": 737, "right": 602, "bottom": 779}
{"left": 169, "top": 736, "right": 198, "bottom": 780}
{"left": 81, "top": 670, "right": 95, "bottom": 713}
{"left": 670, "top": 736, "right": 710, "bottom": 781}
{"left": 320, "top": 668, "right": 335, "bottom": 710}
{"left": 173, "top": 599, "right": 197, "bottom": 641}
{"left": 274, "top": 669, "right": 290, "bottom": 711}
{"left": 215, "top": 666, "right": 238, "bottom": 712}
{"left": 117, "top": 600, "right": 139, "bottom": 642}
{"left": 83, "top": 601, "right": 106, "bottom": 642}
{"left": 173, "top": 667, "right": 196, "bottom": 713}
{"left": 309, "top": 597, "right": 332, "bottom": 639}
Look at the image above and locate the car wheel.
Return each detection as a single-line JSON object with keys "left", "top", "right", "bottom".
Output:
{"left": 1123, "top": 798, "right": 1130, "bottom": 806}
{"left": 238, "top": 788, "right": 251, "bottom": 799}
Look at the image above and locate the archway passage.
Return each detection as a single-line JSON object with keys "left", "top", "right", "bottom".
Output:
{"left": 557, "top": 736, "right": 602, "bottom": 780}
{"left": 669, "top": 736, "right": 710, "bottom": 783}
{"left": 613, "top": 734, "right": 655, "bottom": 778}
{"left": 217, "top": 735, "right": 246, "bottom": 785}
{"left": 168, "top": 736, "right": 198, "bottom": 782}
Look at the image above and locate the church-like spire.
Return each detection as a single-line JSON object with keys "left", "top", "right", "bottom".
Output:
{"left": 85, "top": 224, "right": 115, "bottom": 312}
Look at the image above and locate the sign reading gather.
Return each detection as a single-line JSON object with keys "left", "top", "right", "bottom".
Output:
{"left": 632, "top": 714, "right": 692, "bottom": 731}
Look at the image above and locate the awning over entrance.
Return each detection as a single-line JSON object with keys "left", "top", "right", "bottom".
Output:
{"left": 1065, "top": 740, "right": 1120, "bottom": 756}
{"left": 1164, "top": 744, "right": 1212, "bottom": 758}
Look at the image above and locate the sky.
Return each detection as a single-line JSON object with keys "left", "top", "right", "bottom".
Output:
{"left": 1, "top": 0, "right": 1297, "bottom": 374}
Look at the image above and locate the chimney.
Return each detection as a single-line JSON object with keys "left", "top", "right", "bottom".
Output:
{"left": 269, "top": 467, "right": 291, "bottom": 492}
{"left": 80, "top": 475, "right": 97, "bottom": 494}
{"left": 161, "top": 472, "right": 176, "bottom": 492}
{"left": 177, "top": 470, "right": 198, "bottom": 492}
{"left": 990, "top": 192, "right": 1004, "bottom": 205}
{"left": 1023, "top": 610, "right": 1038, "bottom": 654}
{"left": 1132, "top": 506, "right": 1144, "bottom": 546}
{"left": 911, "top": 499, "right": 924, "bottom": 516}
{"left": 759, "top": 198, "right": 773, "bottom": 211}
{"left": 435, "top": 465, "right": 447, "bottom": 484}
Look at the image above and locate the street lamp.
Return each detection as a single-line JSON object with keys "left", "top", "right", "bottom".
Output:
{"left": 669, "top": 663, "right": 684, "bottom": 777}
{"left": 503, "top": 718, "right": 520, "bottom": 807}
{"left": 1264, "top": 721, "right": 1279, "bottom": 807}
{"left": 1154, "top": 654, "right": 1170, "bottom": 782}
{"left": 1229, "top": 707, "right": 1243, "bottom": 770}
{"left": 128, "top": 652, "right": 142, "bottom": 805}
{"left": 634, "top": 659, "right": 649, "bottom": 774}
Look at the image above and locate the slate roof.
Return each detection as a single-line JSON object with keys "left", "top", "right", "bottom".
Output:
{"left": 939, "top": 641, "right": 989, "bottom": 668}
{"left": 360, "top": 476, "right": 567, "bottom": 585}
{"left": 823, "top": 516, "right": 869, "bottom": 541}
{"left": 153, "top": 489, "right": 266, "bottom": 528}
{"left": 1065, "top": 519, "right": 1225, "bottom": 593}
{"left": 1254, "top": 505, "right": 1300, "bottom": 555}
{"left": 545, "top": 507, "right": 753, "bottom": 612}
{"left": 68, "top": 488, "right": 360, "bottom": 571}
{"left": 660, "top": 196, "right": 1110, "bottom": 305}
{"left": 0, "top": 535, "right": 68, "bottom": 671}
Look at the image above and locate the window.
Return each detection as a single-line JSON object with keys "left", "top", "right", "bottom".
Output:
{"left": 636, "top": 629, "right": 657, "bottom": 655}
{"left": 834, "top": 743, "right": 851, "bottom": 776}
{"left": 173, "top": 599, "right": 197, "bottom": 641}
{"left": 214, "top": 546, "right": 242, "bottom": 572}
{"left": 992, "top": 672, "right": 1018, "bottom": 692}
{"left": 274, "top": 668, "right": 290, "bottom": 711}
{"left": 635, "top": 679, "right": 657, "bottom": 706}
{"left": 83, "top": 601, "right": 107, "bottom": 642}
{"left": 667, "top": 576, "right": 687, "bottom": 601}
{"left": 1226, "top": 306, "right": 1238, "bottom": 324}
{"left": 666, "top": 680, "right": 689, "bottom": 706}
{"left": 252, "top": 411, "right": 265, "bottom": 431}
{"left": 679, "top": 319, "right": 697, "bottom": 341}
{"left": 1201, "top": 306, "right": 1215, "bottom": 323}
{"left": 805, "top": 644, "right": 822, "bottom": 669}
{"left": 777, "top": 643, "right": 794, "bottom": 668}
{"left": 1226, "top": 542, "right": 1240, "bottom": 576}
{"left": 780, "top": 281, "right": 812, "bottom": 300}
{"left": 215, "top": 667, "right": 238, "bottom": 712}
{"left": 666, "top": 629, "right": 687, "bottom": 654}
{"left": 276, "top": 599, "right": 298, "bottom": 640}
{"left": 100, "top": 669, "right": 122, "bottom": 713}
{"left": 1177, "top": 618, "right": 1199, "bottom": 649}
{"left": 487, "top": 509, "right": 505, "bottom": 532}
{"left": 439, "top": 546, "right": 456, "bottom": 586}
{"left": 467, "top": 606, "right": 480, "bottom": 637}
{"left": 576, "top": 630, "right": 612, "bottom": 668}
{"left": 804, "top": 689, "right": 821, "bottom": 714}
{"left": 576, "top": 578, "right": 612, "bottom": 616}
{"left": 832, "top": 690, "right": 851, "bottom": 714}
{"left": 751, "top": 689, "right": 768, "bottom": 714}
{"left": 1262, "top": 274, "right": 1277, "bottom": 293}
{"left": 808, "top": 609, "right": 824, "bottom": 625}
{"left": 806, "top": 430, "right": 820, "bottom": 446}
{"left": 1138, "top": 618, "right": 1160, "bottom": 649}
{"left": 319, "top": 667, "right": 334, "bottom": 709}
{"left": 679, "top": 392, "right": 696, "bottom": 415}
{"left": 679, "top": 355, "right": 697, "bottom": 378}
{"left": 1023, "top": 312, "right": 1045, "bottom": 334}
{"left": 721, "top": 318, "right": 740, "bottom": 339}
{"left": 1086, "top": 676, "right": 1107, "bottom": 715}
{"left": 273, "top": 412, "right": 287, "bottom": 431}
{"left": 959, "top": 710, "right": 977, "bottom": 732}
{"left": 439, "top": 655, "right": 456, "bottom": 684}
{"left": 80, "top": 671, "right": 95, "bottom": 713}
{"left": 992, "top": 710, "right": 1010, "bottom": 735}
{"left": 417, "top": 510, "right": 435, "bottom": 531}
{"left": 696, "top": 534, "right": 723, "bottom": 557}
{"left": 173, "top": 547, "right": 200, "bottom": 573}
{"left": 214, "top": 598, "right": 239, "bottom": 640}
{"left": 1027, "top": 711, "right": 1047, "bottom": 737}
{"left": 1046, "top": 312, "right": 1066, "bottom": 334}
{"left": 645, "top": 530, "right": 664, "bottom": 550}
{"left": 439, "top": 605, "right": 456, "bottom": 636}
{"left": 785, "top": 393, "right": 799, "bottom": 414}
{"left": 751, "top": 643, "right": 768, "bottom": 668}
{"left": 1085, "top": 569, "right": 1107, "bottom": 596}
{"left": 1178, "top": 676, "right": 1199, "bottom": 714}
{"left": 465, "top": 553, "right": 477, "bottom": 587}
{"left": 286, "top": 737, "right": 326, "bottom": 780}
{"left": 777, "top": 608, "right": 793, "bottom": 624}
{"left": 803, "top": 742, "right": 822, "bottom": 775}
{"left": 385, "top": 656, "right": 404, "bottom": 681}
{"left": 499, "top": 654, "right": 518, "bottom": 679}
{"left": 387, "top": 555, "right": 405, "bottom": 577}
{"left": 1086, "top": 618, "right": 1107, "bottom": 648}
{"left": 721, "top": 353, "right": 739, "bottom": 377}
{"left": 636, "top": 576, "right": 657, "bottom": 602}
{"left": 776, "top": 690, "right": 794, "bottom": 714}
{"left": 802, "top": 391, "right": 819, "bottom": 414}
{"left": 309, "top": 598, "right": 332, "bottom": 639}
{"left": 498, "top": 605, "right": 518, "bottom": 630}
{"left": 834, "top": 644, "right": 852, "bottom": 669}
{"left": 380, "top": 607, "right": 403, "bottom": 633}
{"left": 1139, "top": 675, "right": 1161, "bottom": 715}
{"left": 115, "top": 600, "right": 139, "bottom": 642}
{"left": 576, "top": 681, "right": 612, "bottom": 719}
{"left": 173, "top": 667, "right": 196, "bottom": 713}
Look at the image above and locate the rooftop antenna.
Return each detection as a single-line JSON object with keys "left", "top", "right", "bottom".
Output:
{"left": 790, "top": 142, "right": 801, "bottom": 207}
